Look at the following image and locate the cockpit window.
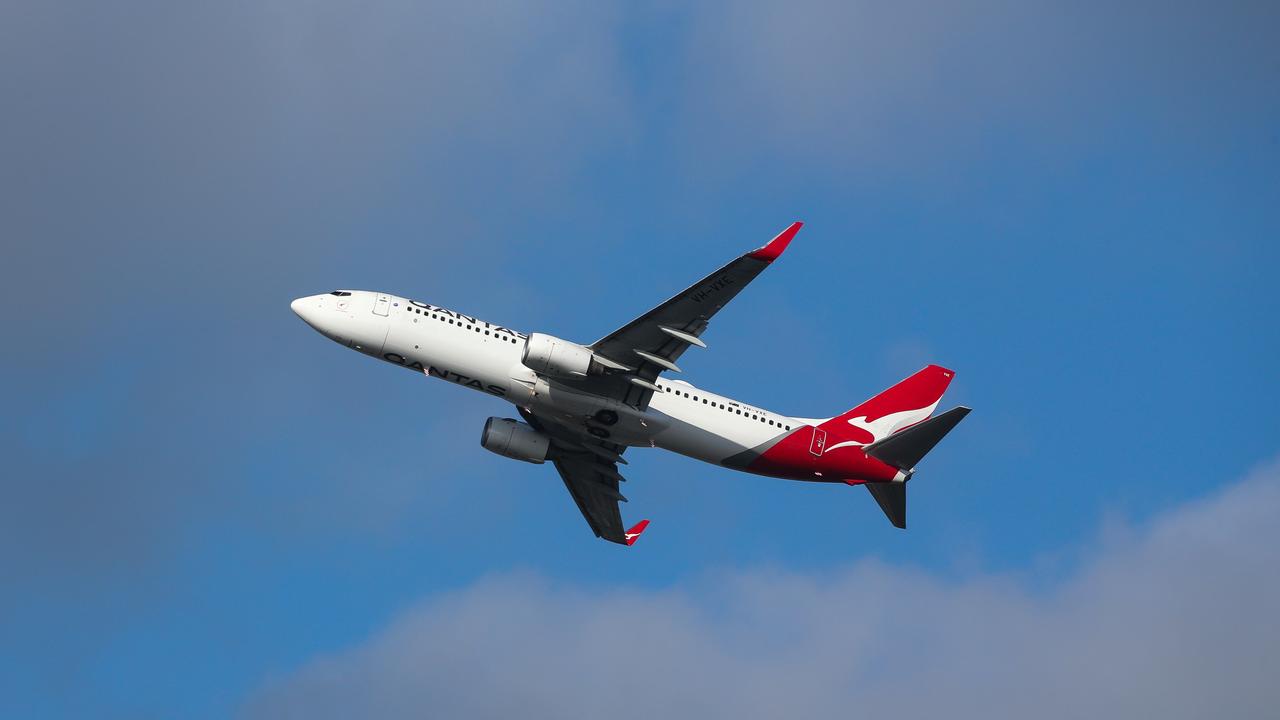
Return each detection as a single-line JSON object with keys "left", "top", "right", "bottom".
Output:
{"left": 328, "top": 290, "right": 352, "bottom": 296}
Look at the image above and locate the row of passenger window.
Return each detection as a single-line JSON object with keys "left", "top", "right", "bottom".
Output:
{"left": 405, "top": 306, "right": 520, "bottom": 343}
{"left": 659, "top": 385, "right": 791, "bottom": 430}
{"left": 399, "top": 301, "right": 786, "bottom": 428}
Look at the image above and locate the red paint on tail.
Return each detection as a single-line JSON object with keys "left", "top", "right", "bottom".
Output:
{"left": 746, "top": 365, "right": 957, "bottom": 484}
{"left": 818, "top": 365, "right": 955, "bottom": 442}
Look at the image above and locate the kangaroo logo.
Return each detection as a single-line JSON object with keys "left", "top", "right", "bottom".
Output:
{"left": 822, "top": 400, "right": 940, "bottom": 453}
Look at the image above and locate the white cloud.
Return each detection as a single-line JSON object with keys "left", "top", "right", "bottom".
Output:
{"left": 245, "top": 457, "right": 1280, "bottom": 719}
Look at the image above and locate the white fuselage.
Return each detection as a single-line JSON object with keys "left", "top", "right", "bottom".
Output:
{"left": 291, "top": 290, "right": 802, "bottom": 467}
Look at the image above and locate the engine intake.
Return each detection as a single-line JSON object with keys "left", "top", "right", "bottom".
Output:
{"left": 480, "top": 417, "right": 550, "bottom": 464}
{"left": 521, "top": 333, "right": 600, "bottom": 378}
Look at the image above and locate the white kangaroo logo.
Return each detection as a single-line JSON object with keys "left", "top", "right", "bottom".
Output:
{"left": 821, "top": 400, "right": 939, "bottom": 454}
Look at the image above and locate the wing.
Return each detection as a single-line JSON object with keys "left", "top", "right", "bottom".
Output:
{"left": 552, "top": 454, "right": 629, "bottom": 543}
{"left": 561, "top": 222, "right": 803, "bottom": 409}
{"left": 520, "top": 408, "right": 633, "bottom": 544}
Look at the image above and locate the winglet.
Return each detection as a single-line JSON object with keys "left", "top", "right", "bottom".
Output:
{"left": 624, "top": 519, "right": 650, "bottom": 546}
{"left": 747, "top": 221, "right": 803, "bottom": 262}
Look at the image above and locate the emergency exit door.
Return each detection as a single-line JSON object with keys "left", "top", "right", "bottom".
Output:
{"left": 810, "top": 427, "right": 827, "bottom": 456}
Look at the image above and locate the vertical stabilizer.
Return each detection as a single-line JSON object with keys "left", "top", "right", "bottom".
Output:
{"left": 820, "top": 365, "right": 956, "bottom": 445}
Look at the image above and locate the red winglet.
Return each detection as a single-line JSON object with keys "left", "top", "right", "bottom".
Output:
{"left": 747, "top": 221, "right": 803, "bottom": 262}
{"left": 624, "top": 519, "right": 650, "bottom": 546}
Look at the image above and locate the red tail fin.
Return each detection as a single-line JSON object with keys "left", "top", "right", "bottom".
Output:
{"left": 819, "top": 365, "right": 956, "bottom": 445}
{"left": 624, "top": 519, "right": 649, "bottom": 546}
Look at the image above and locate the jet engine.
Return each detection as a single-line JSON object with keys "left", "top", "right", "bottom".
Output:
{"left": 521, "top": 333, "right": 605, "bottom": 378}
{"left": 480, "top": 417, "right": 550, "bottom": 464}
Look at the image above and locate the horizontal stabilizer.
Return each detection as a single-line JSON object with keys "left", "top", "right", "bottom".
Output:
{"left": 866, "top": 483, "right": 906, "bottom": 529}
{"left": 865, "top": 406, "right": 971, "bottom": 472}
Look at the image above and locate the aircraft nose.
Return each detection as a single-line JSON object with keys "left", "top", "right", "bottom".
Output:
{"left": 290, "top": 295, "right": 321, "bottom": 327}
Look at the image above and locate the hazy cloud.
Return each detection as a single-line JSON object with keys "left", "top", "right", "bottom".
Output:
{"left": 0, "top": 0, "right": 630, "bottom": 602}
{"left": 676, "top": 1, "right": 1280, "bottom": 179}
{"left": 247, "top": 457, "right": 1280, "bottom": 719}
{"left": 1, "top": 0, "right": 631, "bottom": 329}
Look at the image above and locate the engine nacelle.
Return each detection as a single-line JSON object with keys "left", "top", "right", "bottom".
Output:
{"left": 480, "top": 417, "right": 550, "bottom": 464}
{"left": 521, "top": 333, "right": 598, "bottom": 378}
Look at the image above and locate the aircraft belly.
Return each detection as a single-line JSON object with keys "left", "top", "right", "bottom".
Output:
{"left": 652, "top": 421, "right": 750, "bottom": 463}
{"left": 648, "top": 395, "right": 783, "bottom": 465}
{"left": 528, "top": 378, "right": 668, "bottom": 446}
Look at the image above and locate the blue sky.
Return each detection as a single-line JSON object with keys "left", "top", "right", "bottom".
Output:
{"left": 3, "top": 2, "right": 1278, "bottom": 717}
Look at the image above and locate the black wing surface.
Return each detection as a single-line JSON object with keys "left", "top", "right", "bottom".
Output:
{"left": 520, "top": 407, "right": 631, "bottom": 544}
{"left": 559, "top": 222, "right": 802, "bottom": 409}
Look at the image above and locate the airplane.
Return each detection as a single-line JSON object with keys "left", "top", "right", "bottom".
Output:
{"left": 290, "top": 222, "right": 970, "bottom": 546}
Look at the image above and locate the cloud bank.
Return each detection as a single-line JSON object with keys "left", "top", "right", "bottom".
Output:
{"left": 247, "top": 458, "right": 1280, "bottom": 719}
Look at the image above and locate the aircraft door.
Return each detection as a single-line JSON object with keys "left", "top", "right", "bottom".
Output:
{"left": 809, "top": 427, "right": 827, "bottom": 456}
{"left": 373, "top": 293, "right": 391, "bottom": 317}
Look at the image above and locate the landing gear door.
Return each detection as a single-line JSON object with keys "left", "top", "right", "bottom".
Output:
{"left": 373, "top": 293, "right": 391, "bottom": 317}
{"left": 809, "top": 427, "right": 827, "bottom": 456}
